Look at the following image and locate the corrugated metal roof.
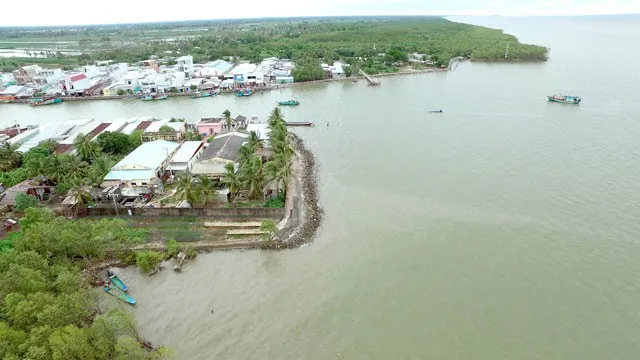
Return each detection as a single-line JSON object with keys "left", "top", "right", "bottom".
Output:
{"left": 170, "top": 141, "right": 202, "bottom": 164}
{"left": 104, "top": 140, "right": 179, "bottom": 181}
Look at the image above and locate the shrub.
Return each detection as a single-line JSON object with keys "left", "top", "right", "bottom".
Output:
{"left": 135, "top": 251, "right": 165, "bottom": 273}
{"left": 264, "top": 195, "right": 285, "bottom": 208}
{"left": 165, "top": 239, "right": 180, "bottom": 258}
{"left": 14, "top": 193, "right": 40, "bottom": 212}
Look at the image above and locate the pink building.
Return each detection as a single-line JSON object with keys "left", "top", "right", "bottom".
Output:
{"left": 195, "top": 118, "right": 224, "bottom": 138}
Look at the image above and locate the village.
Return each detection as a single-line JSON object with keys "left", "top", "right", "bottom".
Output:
{"left": 0, "top": 55, "right": 355, "bottom": 101}
{"left": 0, "top": 104, "right": 319, "bottom": 249}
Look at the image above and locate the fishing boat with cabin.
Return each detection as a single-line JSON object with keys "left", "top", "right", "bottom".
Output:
{"left": 30, "top": 98, "right": 62, "bottom": 106}
{"left": 547, "top": 94, "right": 581, "bottom": 104}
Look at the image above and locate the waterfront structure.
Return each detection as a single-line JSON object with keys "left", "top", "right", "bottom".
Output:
{"left": 190, "top": 132, "right": 248, "bottom": 178}
{"left": 167, "top": 141, "right": 205, "bottom": 174}
{"left": 102, "top": 140, "right": 179, "bottom": 189}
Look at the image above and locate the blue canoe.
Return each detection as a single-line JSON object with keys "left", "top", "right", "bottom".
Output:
{"left": 107, "top": 271, "right": 128, "bottom": 292}
{"left": 104, "top": 286, "right": 136, "bottom": 305}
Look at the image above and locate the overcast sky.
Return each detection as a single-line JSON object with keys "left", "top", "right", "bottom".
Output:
{"left": 2, "top": 0, "right": 639, "bottom": 26}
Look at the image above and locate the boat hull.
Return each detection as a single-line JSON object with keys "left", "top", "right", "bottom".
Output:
{"left": 277, "top": 100, "right": 300, "bottom": 106}
{"left": 547, "top": 95, "right": 581, "bottom": 104}
{"left": 285, "top": 121, "right": 314, "bottom": 127}
{"left": 30, "top": 98, "right": 62, "bottom": 106}
{"left": 109, "top": 274, "right": 128, "bottom": 292}
{"left": 104, "top": 286, "right": 136, "bottom": 305}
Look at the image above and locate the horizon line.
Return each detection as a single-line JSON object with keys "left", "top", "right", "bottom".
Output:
{"left": 0, "top": 13, "right": 638, "bottom": 28}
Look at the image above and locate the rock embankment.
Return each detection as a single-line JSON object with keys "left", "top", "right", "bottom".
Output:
{"left": 266, "top": 135, "right": 323, "bottom": 249}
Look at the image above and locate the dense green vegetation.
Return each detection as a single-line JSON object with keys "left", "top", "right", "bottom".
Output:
{"left": 0, "top": 208, "right": 170, "bottom": 359}
{"left": 0, "top": 17, "right": 547, "bottom": 73}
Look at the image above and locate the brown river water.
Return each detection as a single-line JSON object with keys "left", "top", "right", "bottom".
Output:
{"left": 2, "top": 15, "right": 640, "bottom": 359}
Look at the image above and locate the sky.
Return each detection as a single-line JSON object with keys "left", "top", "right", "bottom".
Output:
{"left": 1, "top": 0, "right": 639, "bottom": 26}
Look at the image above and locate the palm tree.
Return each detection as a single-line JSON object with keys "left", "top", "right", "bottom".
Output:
{"left": 267, "top": 107, "right": 283, "bottom": 129}
{"left": 40, "top": 140, "right": 59, "bottom": 153}
{"left": 240, "top": 155, "right": 266, "bottom": 200}
{"left": 25, "top": 157, "right": 46, "bottom": 179}
{"left": 0, "top": 141, "right": 22, "bottom": 172}
{"left": 238, "top": 144, "right": 254, "bottom": 165}
{"left": 69, "top": 179, "right": 92, "bottom": 206}
{"left": 73, "top": 133, "right": 101, "bottom": 163}
{"left": 60, "top": 155, "right": 88, "bottom": 182}
{"left": 198, "top": 176, "right": 217, "bottom": 206}
{"left": 247, "top": 131, "right": 263, "bottom": 153}
{"left": 44, "top": 155, "right": 66, "bottom": 183}
{"left": 222, "top": 109, "right": 234, "bottom": 131}
{"left": 266, "top": 154, "right": 293, "bottom": 197}
{"left": 221, "top": 163, "right": 241, "bottom": 203}
{"left": 174, "top": 173, "right": 201, "bottom": 206}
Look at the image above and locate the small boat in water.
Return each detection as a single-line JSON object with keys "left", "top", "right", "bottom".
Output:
{"left": 285, "top": 121, "right": 315, "bottom": 127}
{"left": 237, "top": 89, "right": 253, "bottom": 97}
{"left": 104, "top": 285, "right": 136, "bottom": 305}
{"left": 141, "top": 95, "right": 154, "bottom": 101}
{"left": 429, "top": 110, "right": 443, "bottom": 113}
{"left": 107, "top": 270, "right": 128, "bottom": 292}
{"left": 30, "top": 98, "right": 62, "bottom": 106}
{"left": 154, "top": 94, "right": 168, "bottom": 100}
{"left": 277, "top": 100, "right": 300, "bottom": 106}
{"left": 547, "top": 94, "right": 581, "bottom": 104}
{"left": 191, "top": 92, "right": 212, "bottom": 98}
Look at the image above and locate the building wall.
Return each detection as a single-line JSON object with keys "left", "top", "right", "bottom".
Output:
{"left": 196, "top": 123, "right": 222, "bottom": 136}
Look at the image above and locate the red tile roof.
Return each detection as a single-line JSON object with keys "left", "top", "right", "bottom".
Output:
{"left": 87, "top": 123, "right": 112, "bottom": 139}
{"left": 70, "top": 74, "right": 87, "bottom": 82}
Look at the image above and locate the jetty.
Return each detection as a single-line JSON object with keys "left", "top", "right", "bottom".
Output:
{"left": 359, "top": 70, "right": 380, "bottom": 86}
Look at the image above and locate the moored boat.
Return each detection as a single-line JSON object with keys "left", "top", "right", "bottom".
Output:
{"left": 237, "top": 89, "right": 253, "bottom": 97}
{"left": 154, "top": 95, "right": 168, "bottom": 100}
{"left": 277, "top": 100, "right": 300, "bottom": 106}
{"left": 30, "top": 98, "right": 62, "bottom": 106}
{"left": 141, "top": 95, "right": 154, "bottom": 101}
{"left": 104, "top": 286, "right": 136, "bottom": 305}
{"left": 107, "top": 270, "right": 128, "bottom": 292}
{"left": 285, "top": 121, "right": 315, "bottom": 127}
{"left": 191, "top": 92, "right": 212, "bottom": 98}
{"left": 547, "top": 94, "right": 581, "bottom": 104}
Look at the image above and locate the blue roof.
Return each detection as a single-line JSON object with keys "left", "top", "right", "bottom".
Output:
{"left": 104, "top": 140, "right": 179, "bottom": 181}
{"left": 208, "top": 60, "right": 233, "bottom": 74}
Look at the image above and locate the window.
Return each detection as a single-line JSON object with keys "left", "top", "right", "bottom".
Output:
{"left": 131, "top": 182, "right": 137, "bottom": 186}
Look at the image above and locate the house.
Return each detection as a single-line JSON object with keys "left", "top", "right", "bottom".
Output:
{"left": 195, "top": 118, "right": 224, "bottom": 137}
{"left": 246, "top": 123, "right": 270, "bottom": 140}
{"left": 102, "top": 140, "right": 179, "bottom": 189}
{"left": 0, "top": 179, "right": 55, "bottom": 208}
{"left": 190, "top": 132, "right": 249, "bottom": 178}
{"left": 206, "top": 59, "right": 233, "bottom": 75}
{"left": 141, "top": 120, "right": 185, "bottom": 142}
{"left": 14, "top": 65, "right": 42, "bottom": 84}
{"left": 176, "top": 55, "right": 194, "bottom": 78}
{"left": 167, "top": 141, "right": 204, "bottom": 174}
{"left": 62, "top": 73, "right": 91, "bottom": 95}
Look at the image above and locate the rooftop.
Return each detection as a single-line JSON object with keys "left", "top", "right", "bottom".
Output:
{"left": 170, "top": 141, "right": 202, "bottom": 164}
{"left": 198, "top": 117, "right": 223, "bottom": 124}
{"left": 104, "top": 140, "right": 179, "bottom": 181}
{"left": 199, "top": 132, "right": 248, "bottom": 162}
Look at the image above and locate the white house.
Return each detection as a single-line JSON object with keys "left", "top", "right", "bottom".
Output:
{"left": 176, "top": 55, "right": 194, "bottom": 78}
{"left": 62, "top": 73, "right": 91, "bottom": 95}
{"left": 167, "top": 141, "right": 204, "bottom": 174}
{"left": 32, "top": 68, "right": 65, "bottom": 85}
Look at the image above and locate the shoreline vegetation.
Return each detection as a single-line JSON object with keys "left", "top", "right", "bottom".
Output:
{"left": 0, "top": 17, "right": 547, "bottom": 75}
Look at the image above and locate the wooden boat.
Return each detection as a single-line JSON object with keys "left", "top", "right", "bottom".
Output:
{"left": 191, "top": 92, "right": 212, "bottom": 98}
{"left": 277, "top": 100, "right": 300, "bottom": 106}
{"left": 547, "top": 94, "right": 581, "bottom": 104}
{"left": 107, "top": 270, "right": 128, "bottom": 291}
{"left": 30, "top": 98, "right": 62, "bottom": 106}
{"left": 236, "top": 89, "right": 253, "bottom": 97}
{"left": 429, "top": 110, "right": 443, "bottom": 113}
{"left": 104, "top": 286, "right": 136, "bottom": 305}
{"left": 141, "top": 95, "right": 154, "bottom": 101}
{"left": 154, "top": 95, "right": 168, "bottom": 100}
{"left": 285, "top": 121, "right": 315, "bottom": 127}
